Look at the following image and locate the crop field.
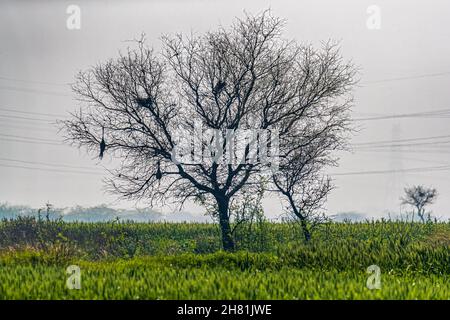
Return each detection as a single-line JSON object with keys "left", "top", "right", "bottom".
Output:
{"left": 0, "top": 218, "right": 448, "bottom": 299}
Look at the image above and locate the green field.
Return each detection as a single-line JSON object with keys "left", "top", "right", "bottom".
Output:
{"left": 0, "top": 218, "right": 448, "bottom": 299}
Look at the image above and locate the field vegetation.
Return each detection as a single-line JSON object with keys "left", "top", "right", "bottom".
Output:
{"left": 0, "top": 217, "right": 448, "bottom": 299}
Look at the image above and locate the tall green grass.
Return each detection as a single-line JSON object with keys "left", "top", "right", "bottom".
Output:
{"left": 0, "top": 252, "right": 448, "bottom": 299}
{"left": 1, "top": 217, "right": 446, "bottom": 257}
{"left": 0, "top": 218, "right": 448, "bottom": 299}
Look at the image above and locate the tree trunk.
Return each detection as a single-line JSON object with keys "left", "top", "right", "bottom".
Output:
{"left": 216, "top": 195, "right": 235, "bottom": 252}
{"left": 417, "top": 207, "right": 425, "bottom": 223}
{"left": 289, "top": 197, "right": 311, "bottom": 242}
{"left": 300, "top": 218, "right": 311, "bottom": 242}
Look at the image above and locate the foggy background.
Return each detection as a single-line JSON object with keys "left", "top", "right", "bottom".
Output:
{"left": 1, "top": 0, "right": 449, "bottom": 220}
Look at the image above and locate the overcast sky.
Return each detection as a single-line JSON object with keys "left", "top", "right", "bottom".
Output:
{"left": 1, "top": 0, "right": 450, "bottom": 219}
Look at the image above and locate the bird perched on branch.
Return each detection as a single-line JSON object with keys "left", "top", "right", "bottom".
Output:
{"left": 156, "top": 161, "right": 162, "bottom": 180}
{"left": 135, "top": 97, "right": 154, "bottom": 109}
{"left": 99, "top": 127, "right": 106, "bottom": 160}
{"left": 213, "top": 80, "right": 226, "bottom": 95}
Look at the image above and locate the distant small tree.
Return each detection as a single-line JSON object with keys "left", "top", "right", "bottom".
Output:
{"left": 401, "top": 185, "right": 437, "bottom": 222}
{"left": 45, "top": 202, "right": 53, "bottom": 221}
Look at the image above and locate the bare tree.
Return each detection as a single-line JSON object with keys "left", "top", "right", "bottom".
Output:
{"left": 272, "top": 134, "right": 344, "bottom": 242}
{"left": 401, "top": 185, "right": 438, "bottom": 222}
{"left": 63, "top": 10, "right": 356, "bottom": 251}
{"left": 274, "top": 172, "right": 333, "bottom": 242}
{"left": 270, "top": 42, "right": 356, "bottom": 242}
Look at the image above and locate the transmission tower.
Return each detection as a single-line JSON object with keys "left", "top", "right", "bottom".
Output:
{"left": 383, "top": 123, "right": 405, "bottom": 217}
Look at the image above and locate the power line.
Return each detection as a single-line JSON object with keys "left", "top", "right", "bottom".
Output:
{"left": 332, "top": 164, "right": 450, "bottom": 176}
{"left": 0, "top": 133, "right": 61, "bottom": 143}
{"left": 0, "top": 137, "right": 64, "bottom": 146}
{"left": 0, "top": 120, "right": 57, "bottom": 132}
{"left": 0, "top": 162, "right": 102, "bottom": 176}
{"left": 0, "top": 76, "right": 70, "bottom": 87}
{"left": 361, "top": 71, "right": 450, "bottom": 85}
{"left": 0, "top": 157, "right": 98, "bottom": 171}
{"left": 0, "top": 107, "right": 66, "bottom": 118}
{"left": 356, "top": 152, "right": 450, "bottom": 165}
{"left": 352, "top": 134, "right": 450, "bottom": 146}
{"left": 0, "top": 114, "right": 56, "bottom": 123}
{"left": 354, "top": 140, "right": 450, "bottom": 150}
{"left": 0, "top": 85, "right": 71, "bottom": 97}
{"left": 356, "top": 148, "right": 450, "bottom": 154}
{"left": 352, "top": 108, "right": 450, "bottom": 121}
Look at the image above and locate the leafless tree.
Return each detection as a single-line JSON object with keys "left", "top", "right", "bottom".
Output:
{"left": 270, "top": 41, "right": 356, "bottom": 242}
{"left": 401, "top": 185, "right": 438, "bottom": 222}
{"left": 62, "top": 10, "right": 356, "bottom": 251}
{"left": 272, "top": 134, "right": 343, "bottom": 242}
{"left": 274, "top": 171, "right": 333, "bottom": 241}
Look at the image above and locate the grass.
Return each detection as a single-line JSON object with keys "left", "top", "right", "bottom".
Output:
{"left": 0, "top": 218, "right": 448, "bottom": 299}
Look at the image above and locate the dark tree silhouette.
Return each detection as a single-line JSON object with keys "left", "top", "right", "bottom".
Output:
{"left": 63, "top": 11, "right": 356, "bottom": 251}
{"left": 272, "top": 98, "right": 351, "bottom": 242}
{"left": 270, "top": 42, "right": 356, "bottom": 242}
{"left": 401, "top": 185, "right": 438, "bottom": 222}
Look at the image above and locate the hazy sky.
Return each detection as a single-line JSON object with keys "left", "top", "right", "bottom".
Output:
{"left": 1, "top": 0, "right": 450, "bottom": 219}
